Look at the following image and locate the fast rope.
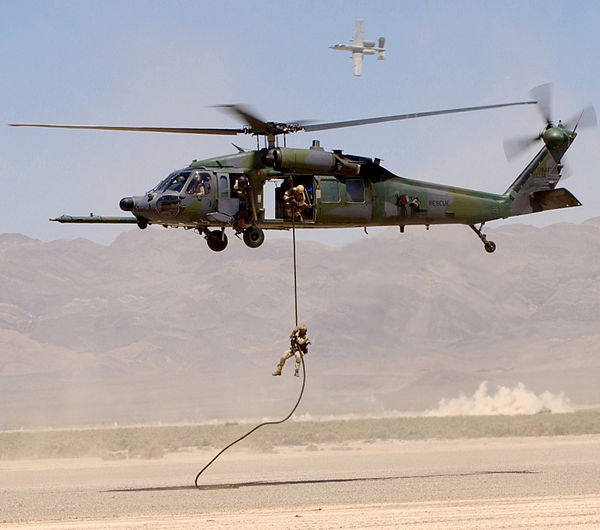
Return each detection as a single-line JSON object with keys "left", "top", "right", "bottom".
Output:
{"left": 195, "top": 211, "right": 305, "bottom": 489}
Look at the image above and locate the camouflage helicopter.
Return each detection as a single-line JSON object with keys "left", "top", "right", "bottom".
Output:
{"left": 10, "top": 85, "right": 595, "bottom": 253}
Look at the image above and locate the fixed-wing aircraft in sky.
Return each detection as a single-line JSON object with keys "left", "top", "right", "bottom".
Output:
{"left": 329, "top": 19, "right": 385, "bottom": 76}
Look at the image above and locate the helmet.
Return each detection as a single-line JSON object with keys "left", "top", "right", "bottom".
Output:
{"left": 299, "top": 324, "right": 307, "bottom": 333}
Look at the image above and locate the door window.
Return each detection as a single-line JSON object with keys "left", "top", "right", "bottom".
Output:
{"left": 321, "top": 179, "right": 340, "bottom": 203}
{"left": 219, "top": 175, "right": 230, "bottom": 198}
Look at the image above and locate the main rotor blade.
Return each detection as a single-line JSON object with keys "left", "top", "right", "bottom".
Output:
{"left": 9, "top": 123, "right": 244, "bottom": 135}
{"left": 213, "top": 104, "right": 276, "bottom": 134}
{"left": 302, "top": 101, "right": 537, "bottom": 132}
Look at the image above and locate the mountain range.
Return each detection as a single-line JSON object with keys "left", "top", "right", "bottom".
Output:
{"left": 1, "top": 218, "right": 599, "bottom": 428}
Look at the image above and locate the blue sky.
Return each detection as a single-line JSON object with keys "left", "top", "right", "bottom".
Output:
{"left": 2, "top": 0, "right": 599, "bottom": 245}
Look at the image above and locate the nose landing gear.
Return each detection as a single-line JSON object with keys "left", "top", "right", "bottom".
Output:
{"left": 203, "top": 228, "right": 228, "bottom": 252}
{"left": 469, "top": 223, "right": 496, "bottom": 253}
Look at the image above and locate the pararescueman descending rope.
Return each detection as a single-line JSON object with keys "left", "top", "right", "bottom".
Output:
{"left": 195, "top": 206, "right": 309, "bottom": 489}
{"left": 272, "top": 325, "right": 310, "bottom": 377}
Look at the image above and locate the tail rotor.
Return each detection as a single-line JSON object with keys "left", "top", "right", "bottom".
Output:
{"left": 503, "top": 83, "right": 596, "bottom": 161}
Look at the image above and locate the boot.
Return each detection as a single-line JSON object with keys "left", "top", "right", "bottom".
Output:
{"left": 272, "top": 369, "right": 281, "bottom": 376}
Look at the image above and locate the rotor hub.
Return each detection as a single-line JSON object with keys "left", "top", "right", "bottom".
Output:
{"left": 542, "top": 127, "right": 569, "bottom": 148}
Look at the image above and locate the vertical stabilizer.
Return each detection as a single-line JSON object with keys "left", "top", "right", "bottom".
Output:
{"left": 377, "top": 37, "right": 386, "bottom": 60}
{"left": 504, "top": 129, "right": 580, "bottom": 216}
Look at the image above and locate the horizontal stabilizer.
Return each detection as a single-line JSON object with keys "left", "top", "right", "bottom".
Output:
{"left": 530, "top": 188, "right": 581, "bottom": 212}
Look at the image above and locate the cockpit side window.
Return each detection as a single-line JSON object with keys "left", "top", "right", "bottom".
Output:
{"left": 185, "top": 171, "right": 212, "bottom": 195}
{"left": 185, "top": 175, "right": 200, "bottom": 195}
{"left": 199, "top": 172, "right": 211, "bottom": 193}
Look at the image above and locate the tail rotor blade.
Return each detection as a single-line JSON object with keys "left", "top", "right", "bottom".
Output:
{"left": 565, "top": 105, "right": 597, "bottom": 132}
{"left": 503, "top": 135, "right": 540, "bottom": 160}
{"left": 530, "top": 83, "right": 553, "bottom": 125}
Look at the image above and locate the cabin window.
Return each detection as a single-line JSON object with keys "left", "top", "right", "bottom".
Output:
{"left": 321, "top": 179, "right": 340, "bottom": 203}
{"left": 346, "top": 180, "right": 365, "bottom": 203}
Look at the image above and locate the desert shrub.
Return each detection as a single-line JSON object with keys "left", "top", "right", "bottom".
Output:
{"left": 2, "top": 410, "right": 600, "bottom": 460}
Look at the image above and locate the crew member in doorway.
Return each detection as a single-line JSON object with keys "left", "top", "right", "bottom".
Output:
{"left": 284, "top": 184, "right": 311, "bottom": 221}
{"left": 234, "top": 175, "right": 249, "bottom": 198}
{"left": 397, "top": 194, "right": 420, "bottom": 217}
{"left": 272, "top": 325, "right": 310, "bottom": 377}
{"left": 281, "top": 176, "right": 294, "bottom": 195}
{"left": 234, "top": 175, "right": 251, "bottom": 223}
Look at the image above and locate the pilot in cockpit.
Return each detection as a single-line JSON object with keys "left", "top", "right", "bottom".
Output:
{"left": 187, "top": 178, "right": 206, "bottom": 196}
{"left": 168, "top": 174, "right": 188, "bottom": 193}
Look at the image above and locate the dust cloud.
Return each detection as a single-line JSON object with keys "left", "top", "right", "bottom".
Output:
{"left": 424, "top": 381, "right": 573, "bottom": 416}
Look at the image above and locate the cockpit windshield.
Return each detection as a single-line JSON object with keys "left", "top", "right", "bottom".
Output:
{"left": 148, "top": 172, "right": 175, "bottom": 194}
{"left": 148, "top": 170, "right": 211, "bottom": 196}
{"left": 166, "top": 171, "right": 191, "bottom": 193}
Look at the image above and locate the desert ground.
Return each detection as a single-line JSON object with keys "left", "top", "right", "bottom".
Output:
{"left": 2, "top": 418, "right": 600, "bottom": 529}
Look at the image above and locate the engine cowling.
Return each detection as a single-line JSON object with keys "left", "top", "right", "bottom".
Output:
{"left": 263, "top": 147, "right": 361, "bottom": 176}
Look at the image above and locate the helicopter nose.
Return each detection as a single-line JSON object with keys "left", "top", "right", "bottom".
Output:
{"left": 120, "top": 197, "right": 134, "bottom": 211}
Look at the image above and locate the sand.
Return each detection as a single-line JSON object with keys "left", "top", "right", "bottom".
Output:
{"left": 2, "top": 435, "right": 600, "bottom": 528}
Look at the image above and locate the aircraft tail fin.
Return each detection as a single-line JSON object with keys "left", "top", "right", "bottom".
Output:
{"left": 377, "top": 37, "right": 385, "bottom": 60}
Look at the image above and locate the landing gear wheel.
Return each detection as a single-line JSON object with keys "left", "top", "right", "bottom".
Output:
{"left": 137, "top": 219, "right": 148, "bottom": 230}
{"left": 206, "top": 230, "right": 228, "bottom": 252}
{"left": 469, "top": 224, "right": 497, "bottom": 254}
{"left": 243, "top": 226, "right": 265, "bottom": 248}
{"left": 484, "top": 241, "right": 496, "bottom": 253}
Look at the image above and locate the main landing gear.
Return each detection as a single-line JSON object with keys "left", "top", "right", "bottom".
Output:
{"left": 469, "top": 223, "right": 496, "bottom": 253}
{"left": 243, "top": 225, "right": 265, "bottom": 248}
{"left": 201, "top": 225, "right": 265, "bottom": 252}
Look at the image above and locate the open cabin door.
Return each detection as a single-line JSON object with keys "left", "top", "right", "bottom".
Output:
{"left": 267, "top": 175, "right": 316, "bottom": 222}
{"left": 263, "top": 178, "right": 281, "bottom": 220}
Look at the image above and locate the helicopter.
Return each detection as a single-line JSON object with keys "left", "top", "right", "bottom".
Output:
{"left": 10, "top": 85, "right": 595, "bottom": 253}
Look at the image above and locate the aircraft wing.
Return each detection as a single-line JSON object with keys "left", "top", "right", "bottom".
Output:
{"left": 352, "top": 20, "right": 364, "bottom": 46}
{"left": 352, "top": 52, "right": 363, "bottom": 76}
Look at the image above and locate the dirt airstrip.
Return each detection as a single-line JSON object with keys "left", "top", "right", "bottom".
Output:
{"left": 2, "top": 432, "right": 600, "bottom": 529}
